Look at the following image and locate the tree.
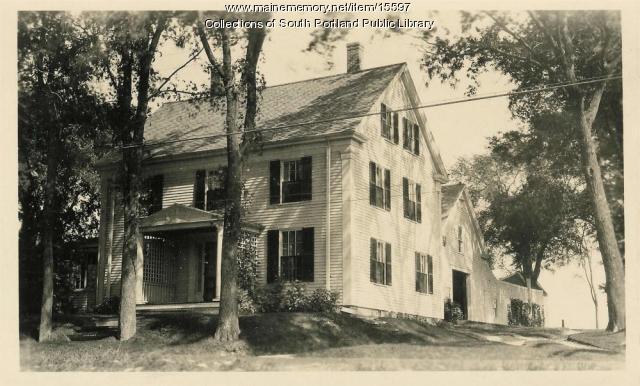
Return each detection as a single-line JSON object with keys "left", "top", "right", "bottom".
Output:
{"left": 450, "top": 149, "right": 581, "bottom": 308}
{"left": 86, "top": 11, "right": 170, "bottom": 340}
{"left": 18, "top": 11, "right": 109, "bottom": 341}
{"left": 194, "top": 12, "right": 267, "bottom": 342}
{"left": 424, "top": 10, "right": 625, "bottom": 331}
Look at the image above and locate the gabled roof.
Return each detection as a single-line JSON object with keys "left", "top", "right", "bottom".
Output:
{"left": 500, "top": 272, "right": 548, "bottom": 296}
{"left": 441, "top": 182, "right": 465, "bottom": 219}
{"left": 99, "top": 63, "right": 406, "bottom": 166}
{"left": 141, "top": 204, "right": 223, "bottom": 232}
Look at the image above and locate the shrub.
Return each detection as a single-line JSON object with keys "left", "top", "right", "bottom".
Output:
{"left": 253, "top": 280, "right": 284, "bottom": 313}
{"left": 444, "top": 298, "right": 464, "bottom": 323}
{"left": 280, "top": 281, "right": 309, "bottom": 312}
{"left": 507, "top": 298, "right": 545, "bottom": 327}
{"left": 93, "top": 296, "right": 120, "bottom": 314}
{"left": 308, "top": 288, "right": 339, "bottom": 313}
{"left": 238, "top": 289, "right": 257, "bottom": 315}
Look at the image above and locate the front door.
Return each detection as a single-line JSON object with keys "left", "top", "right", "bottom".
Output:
{"left": 203, "top": 241, "right": 217, "bottom": 301}
{"left": 452, "top": 270, "right": 468, "bottom": 320}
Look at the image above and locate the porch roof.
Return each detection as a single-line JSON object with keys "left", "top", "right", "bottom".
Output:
{"left": 141, "top": 203, "right": 263, "bottom": 233}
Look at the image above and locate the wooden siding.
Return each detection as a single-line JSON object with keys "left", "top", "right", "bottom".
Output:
{"left": 346, "top": 71, "right": 444, "bottom": 318}
{"left": 441, "top": 192, "right": 545, "bottom": 325}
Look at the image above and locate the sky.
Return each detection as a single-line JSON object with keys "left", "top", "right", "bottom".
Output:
{"left": 150, "top": 10, "right": 609, "bottom": 329}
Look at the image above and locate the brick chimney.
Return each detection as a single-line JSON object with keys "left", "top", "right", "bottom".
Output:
{"left": 346, "top": 42, "right": 363, "bottom": 73}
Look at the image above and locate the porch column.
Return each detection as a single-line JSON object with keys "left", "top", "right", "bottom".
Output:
{"left": 215, "top": 226, "right": 223, "bottom": 300}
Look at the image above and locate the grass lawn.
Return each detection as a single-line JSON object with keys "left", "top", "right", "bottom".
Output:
{"left": 20, "top": 311, "right": 625, "bottom": 371}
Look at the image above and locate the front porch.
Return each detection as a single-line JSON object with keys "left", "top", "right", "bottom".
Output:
{"left": 135, "top": 204, "right": 261, "bottom": 308}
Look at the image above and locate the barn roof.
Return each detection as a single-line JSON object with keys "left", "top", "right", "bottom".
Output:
{"left": 500, "top": 272, "right": 548, "bottom": 296}
{"left": 441, "top": 182, "right": 465, "bottom": 218}
{"left": 98, "top": 63, "right": 406, "bottom": 166}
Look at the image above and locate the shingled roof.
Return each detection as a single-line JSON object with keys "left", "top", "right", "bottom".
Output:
{"left": 98, "top": 63, "right": 406, "bottom": 166}
{"left": 441, "top": 182, "right": 465, "bottom": 218}
{"left": 500, "top": 272, "right": 548, "bottom": 296}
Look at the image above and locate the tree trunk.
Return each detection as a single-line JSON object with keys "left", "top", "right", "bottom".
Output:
{"left": 214, "top": 28, "right": 241, "bottom": 342}
{"left": 119, "top": 146, "right": 142, "bottom": 340}
{"left": 38, "top": 121, "right": 59, "bottom": 342}
{"left": 576, "top": 93, "right": 625, "bottom": 331}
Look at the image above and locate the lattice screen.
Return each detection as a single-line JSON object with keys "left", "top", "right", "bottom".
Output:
{"left": 143, "top": 235, "right": 175, "bottom": 285}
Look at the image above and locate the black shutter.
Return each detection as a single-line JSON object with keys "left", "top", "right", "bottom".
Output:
{"left": 300, "top": 156, "right": 312, "bottom": 201}
{"left": 427, "top": 255, "right": 434, "bottom": 294}
{"left": 151, "top": 174, "right": 163, "bottom": 214}
{"left": 269, "top": 160, "right": 281, "bottom": 204}
{"left": 380, "top": 103, "right": 387, "bottom": 137}
{"left": 267, "top": 230, "right": 279, "bottom": 283}
{"left": 393, "top": 113, "right": 399, "bottom": 144}
{"left": 370, "top": 238, "right": 377, "bottom": 282}
{"left": 301, "top": 227, "right": 314, "bottom": 281}
{"left": 416, "top": 183, "right": 422, "bottom": 223}
{"left": 402, "top": 118, "right": 409, "bottom": 150}
{"left": 402, "top": 177, "right": 409, "bottom": 218}
{"left": 385, "top": 242, "right": 392, "bottom": 285}
{"left": 384, "top": 169, "right": 391, "bottom": 211}
{"left": 369, "top": 162, "right": 376, "bottom": 206}
{"left": 194, "top": 170, "right": 206, "bottom": 210}
{"left": 415, "top": 253, "right": 420, "bottom": 291}
{"left": 414, "top": 124, "right": 420, "bottom": 155}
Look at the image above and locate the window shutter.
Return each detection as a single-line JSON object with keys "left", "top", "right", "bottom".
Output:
{"left": 369, "top": 162, "right": 376, "bottom": 206}
{"left": 301, "top": 227, "right": 314, "bottom": 281}
{"left": 393, "top": 113, "right": 399, "bottom": 144}
{"left": 380, "top": 103, "right": 387, "bottom": 136}
{"left": 269, "top": 160, "right": 281, "bottom": 204}
{"left": 384, "top": 169, "right": 391, "bottom": 211}
{"left": 194, "top": 170, "right": 206, "bottom": 210}
{"left": 300, "top": 156, "right": 312, "bottom": 201}
{"left": 427, "top": 255, "right": 434, "bottom": 294}
{"left": 415, "top": 253, "right": 420, "bottom": 292}
{"left": 413, "top": 124, "right": 420, "bottom": 155}
{"left": 402, "top": 177, "right": 409, "bottom": 218}
{"left": 402, "top": 118, "right": 409, "bottom": 149}
{"left": 385, "top": 242, "right": 392, "bottom": 285}
{"left": 266, "top": 230, "right": 279, "bottom": 283}
{"left": 416, "top": 183, "right": 422, "bottom": 223}
{"left": 370, "top": 238, "right": 377, "bottom": 282}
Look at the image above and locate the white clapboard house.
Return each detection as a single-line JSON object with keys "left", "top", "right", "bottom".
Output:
{"left": 94, "top": 43, "right": 545, "bottom": 323}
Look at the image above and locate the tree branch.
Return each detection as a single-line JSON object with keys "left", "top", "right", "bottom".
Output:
{"left": 149, "top": 48, "right": 203, "bottom": 99}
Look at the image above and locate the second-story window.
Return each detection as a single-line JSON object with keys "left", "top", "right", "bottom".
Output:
{"left": 369, "top": 161, "right": 391, "bottom": 211}
{"left": 403, "top": 177, "right": 422, "bottom": 222}
{"left": 194, "top": 168, "right": 226, "bottom": 211}
{"left": 270, "top": 157, "right": 312, "bottom": 204}
{"left": 141, "top": 174, "right": 163, "bottom": 215}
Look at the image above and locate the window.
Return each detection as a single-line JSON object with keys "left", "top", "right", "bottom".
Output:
{"left": 403, "top": 177, "right": 422, "bottom": 222}
{"left": 442, "top": 236, "right": 447, "bottom": 247}
{"left": 71, "top": 259, "right": 88, "bottom": 290}
{"left": 266, "top": 228, "right": 314, "bottom": 282}
{"left": 141, "top": 174, "right": 163, "bottom": 215}
{"left": 369, "top": 162, "right": 391, "bottom": 210}
{"left": 402, "top": 118, "right": 420, "bottom": 155}
{"left": 269, "top": 157, "right": 312, "bottom": 204}
{"left": 380, "top": 103, "right": 400, "bottom": 143}
{"left": 194, "top": 168, "right": 226, "bottom": 211}
{"left": 415, "top": 253, "right": 434, "bottom": 294}
{"left": 457, "top": 226, "right": 464, "bottom": 253}
{"left": 370, "top": 238, "right": 392, "bottom": 285}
